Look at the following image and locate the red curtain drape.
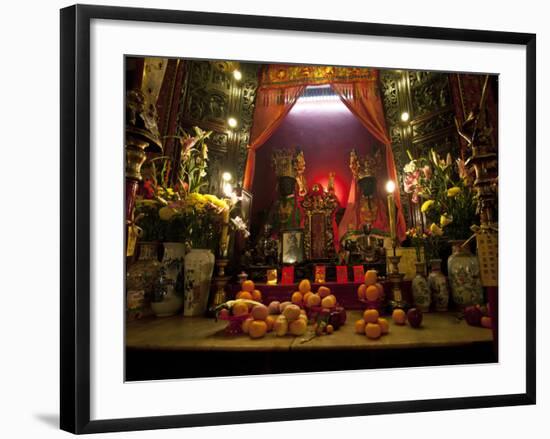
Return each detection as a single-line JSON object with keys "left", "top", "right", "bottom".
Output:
{"left": 242, "top": 85, "right": 305, "bottom": 189}
{"left": 332, "top": 82, "right": 407, "bottom": 242}
{"left": 242, "top": 66, "right": 406, "bottom": 242}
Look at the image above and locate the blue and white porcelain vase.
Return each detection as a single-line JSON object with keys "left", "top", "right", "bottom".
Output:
{"left": 183, "top": 248, "right": 215, "bottom": 317}
{"left": 412, "top": 261, "right": 431, "bottom": 312}
{"left": 428, "top": 259, "right": 449, "bottom": 312}
{"left": 151, "top": 242, "right": 185, "bottom": 317}
{"left": 447, "top": 241, "right": 484, "bottom": 309}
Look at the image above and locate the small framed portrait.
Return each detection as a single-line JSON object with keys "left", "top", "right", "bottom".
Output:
{"left": 238, "top": 189, "right": 253, "bottom": 228}
{"left": 281, "top": 229, "right": 304, "bottom": 264}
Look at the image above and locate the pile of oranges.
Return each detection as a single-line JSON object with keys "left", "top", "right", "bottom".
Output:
{"left": 235, "top": 280, "right": 263, "bottom": 302}
{"left": 357, "top": 270, "right": 384, "bottom": 304}
{"left": 293, "top": 279, "right": 338, "bottom": 310}
{"left": 354, "top": 308, "right": 390, "bottom": 339}
{"left": 231, "top": 279, "right": 309, "bottom": 339}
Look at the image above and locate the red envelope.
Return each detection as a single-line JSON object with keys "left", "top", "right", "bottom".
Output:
{"left": 353, "top": 265, "right": 365, "bottom": 283}
{"left": 281, "top": 266, "right": 294, "bottom": 285}
{"left": 336, "top": 265, "right": 348, "bottom": 283}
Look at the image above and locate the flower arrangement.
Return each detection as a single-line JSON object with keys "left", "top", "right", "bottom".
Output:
{"left": 133, "top": 127, "right": 229, "bottom": 249}
{"left": 404, "top": 225, "right": 443, "bottom": 264}
{"left": 402, "top": 149, "right": 477, "bottom": 241}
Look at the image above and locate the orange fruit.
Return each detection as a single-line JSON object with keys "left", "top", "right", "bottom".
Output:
{"left": 249, "top": 320, "right": 268, "bottom": 338}
{"left": 252, "top": 289, "right": 262, "bottom": 302}
{"left": 321, "top": 294, "right": 336, "bottom": 309}
{"left": 306, "top": 293, "right": 321, "bottom": 308}
{"left": 242, "top": 317, "right": 253, "bottom": 333}
{"left": 392, "top": 308, "right": 407, "bottom": 325}
{"left": 283, "top": 304, "right": 301, "bottom": 321}
{"left": 355, "top": 319, "right": 366, "bottom": 334}
{"left": 377, "top": 318, "right": 389, "bottom": 334}
{"left": 242, "top": 280, "right": 255, "bottom": 292}
{"left": 365, "top": 285, "right": 380, "bottom": 302}
{"left": 364, "top": 270, "right": 378, "bottom": 286}
{"left": 233, "top": 301, "right": 249, "bottom": 317}
{"left": 298, "top": 279, "right": 311, "bottom": 294}
{"left": 326, "top": 324, "right": 334, "bottom": 335}
{"left": 363, "top": 308, "right": 379, "bottom": 324}
{"left": 303, "top": 291, "right": 313, "bottom": 305}
{"left": 318, "top": 286, "right": 331, "bottom": 298}
{"left": 289, "top": 318, "right": 307, "bottom": 336}
{"left": 291, "top": 291, "right": 303, "bottom": 306}
{"left": 236, "top": 291, "right": 252, "bottom": 300}
{"left": 481, "top": 316, "right": 492, "bottom": 329}
{"left": 375, "top": 282, "right": 384, "bottom": 297}
{"left": 274, "top": 315, "right": 288, "bottom": 336}
{"left": 251, "top": 304, "right": 268, "bottom": 321}
{"left": 365, "top": 322, "right": 382, "bottom": 339}
{"left": 265, "top": 315, "right": 276, "bottom": 332}
{"left": 357, "top": 284, "right": 367, "bottom": 300}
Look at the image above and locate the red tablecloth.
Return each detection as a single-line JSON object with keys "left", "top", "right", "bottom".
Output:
{"left": 228, "top": 280, "right": 412, "bottom": 310}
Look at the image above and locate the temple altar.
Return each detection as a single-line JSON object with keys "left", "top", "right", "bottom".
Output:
{"left": 124, "top": 56, "right": 499, "bottom": 382}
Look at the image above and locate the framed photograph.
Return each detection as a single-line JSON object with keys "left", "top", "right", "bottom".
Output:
{"left": 60, "top": 4, "right": 535, "bottom": 434}
{"left": 281, "top": 228, "right": 305, "bottom": 264}
{"left": 238, "top": 188, "right": 253, "bottom": 228}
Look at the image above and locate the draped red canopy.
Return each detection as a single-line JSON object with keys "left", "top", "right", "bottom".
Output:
{"left": 243, "top": 64, "right": 406, "bottom": 242}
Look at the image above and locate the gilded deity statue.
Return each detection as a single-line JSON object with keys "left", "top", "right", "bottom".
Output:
{"left": 267, "top": 148, "right": 304, "bottom": 233}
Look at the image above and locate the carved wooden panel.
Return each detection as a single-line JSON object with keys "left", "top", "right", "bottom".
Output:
{"left": 177, "top": 60, "right": 260, "bottom": 192}
{"left": 381, "top": 69, "right": 461, "bottom": 229}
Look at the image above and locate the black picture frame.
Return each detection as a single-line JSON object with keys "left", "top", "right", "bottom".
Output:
{"left": 238, "top": 188, "right": 253, "bottom": 229}
{"left": 60, "top": 4, "right": 536, "bottom": 434}
{"left": 281, "top": 228, "right": 305, "bottom": 264}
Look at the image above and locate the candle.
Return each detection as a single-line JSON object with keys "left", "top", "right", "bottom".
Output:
{"left": 219, "top": 208, "right": 230, "bottom": 258}
{"left": 385, "top": 180, "right": 397, "bottom": 243}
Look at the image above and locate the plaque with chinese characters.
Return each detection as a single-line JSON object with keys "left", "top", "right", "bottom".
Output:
{"left": 476, "top": 231, "right": 498, "bottom": 287}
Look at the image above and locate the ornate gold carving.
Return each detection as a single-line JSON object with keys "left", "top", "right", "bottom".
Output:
{"left": 301, "top": 183, "right": 339, "bottom": 260}
{"left": 294, "top": 150, "right": 307, "bottom": 197}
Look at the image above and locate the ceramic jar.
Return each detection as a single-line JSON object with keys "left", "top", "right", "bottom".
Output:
{"left": 183, "top": 248, "right": 215, "bottom": 317}
{"left": 150, "top": 242, "right": 185, "bottom": 317}
{"left": 428, "top": 259, "right": 449, "bottom": 311}
{"left": 447, "top": 241, "right": 484, "bottom": 308}
{"left": 126, "top": 242, "right": 161, "bottom": 320}
{"left": 411, "top": 261, "right": 431, "bottom": 312}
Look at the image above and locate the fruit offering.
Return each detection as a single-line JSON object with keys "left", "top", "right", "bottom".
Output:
{"left": 355, "top": 308, "right": 389, "bottom": 340}
{"left": 357, "top": 270, "right": 384, "bottom": 310}
{"left": 407, "top": 308, "right": 423, "bottom": 328}
{"left": 261, "top": 300, "right": 308, "bottom": 337}
{"left": 297, "top": 283, "right": 347, "bottom": 334}
{"left": 464, "top": 304, "right": 491, "bottom": 328}
{"left": 215, "top": 298, "right": 263, "bottom": 335}
{"left": 392, "top": 308, "right": 407, "bottom": 325}
{"left": 236, "top": 280, "right": 262, "bottom": 303}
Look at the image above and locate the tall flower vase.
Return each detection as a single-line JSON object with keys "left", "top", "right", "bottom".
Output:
{"left": 126, "top": 242, "right": 161, "bottom": 320}
{"left": 151, "top": 242, "right": 185, "bottom": 317}
{"left": 447, "top": 241, "right": 484, "bottom": 308}
{"left": 412, "top": 261, "right": 431, "bottom": 312}
{"left": 183, "top": 248, "right": 215, "bottom": 317}
{"left": 428, "top": 259, "right": 449, "bottom": 311}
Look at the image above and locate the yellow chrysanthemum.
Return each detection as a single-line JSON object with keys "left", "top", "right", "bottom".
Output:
{"left": 421, "top": 199, "right": 435, "bottom": 213}
{"left": 447, "top": 187, "right": 461, "bottom": 197}
{"left": 430, "top": 223, "right": 444, "bottom": 236}
{"left": 203, "top": 194, "right": 229, "bottom": 210}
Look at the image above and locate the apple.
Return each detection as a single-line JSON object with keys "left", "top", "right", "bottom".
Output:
{"left": 268, "top": 301, "right": 280, "bottom": 315}
{"left": 407, "top": 308, "right": 423, "bottom": 328}
{"left": 328, "top": 307, "right": 347, "bottom": 329}
{"left": 464, "top": 305, "right": 483, "bottom": 326}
